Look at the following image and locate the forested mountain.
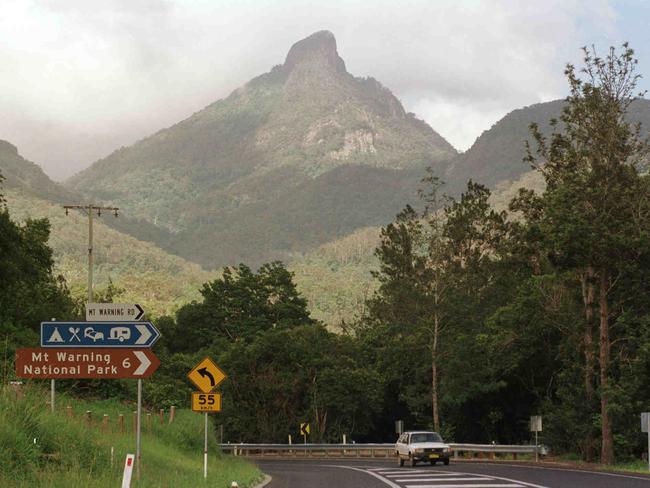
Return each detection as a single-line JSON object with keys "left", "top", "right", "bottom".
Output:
{"left": 446, "top": 98, "right": 650, "bottom": 191}
{"left": 0, "top": 140, "right": 74, "bottom": 202}
{"left": 67, "top": 31, "right": 457, "bottom": 269}
{"left": 0, "top": 142, "right": 214, "bottom": 317}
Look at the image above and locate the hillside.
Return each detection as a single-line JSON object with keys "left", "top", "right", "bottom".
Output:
{"left": 3, "top": 188, "right": 214, "bottom": 318}
{"left": 447, "top": 98, "right": 650, "bottom": 192}
{"left": 0, "top": 142, "right": 215, "bottom": 317}
{"left": 289, "top": 170, "right": 547, "bottom": 327}
{"left": 67, "top": 30, "right": 457, "bottom": 269}
{"left": 0, "top": 140, "right": 74, "bottom": 203}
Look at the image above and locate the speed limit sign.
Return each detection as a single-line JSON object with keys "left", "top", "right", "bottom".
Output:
{"left": 191, "top": 392, "right": 222, "bottom": 413}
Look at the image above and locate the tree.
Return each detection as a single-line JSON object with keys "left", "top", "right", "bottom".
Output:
{"left": 173, "top": 262, "right": 314, "bottom": 352}
{"left": 525, "top": 43, "right": 650, "bottom": 463}
{"left": 219, "top": 324, "right": 382, "bottom": 442}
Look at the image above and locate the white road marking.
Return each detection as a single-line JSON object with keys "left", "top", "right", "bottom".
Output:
{"left": 394, "top": 477, "right": 494, "bottom": 482}
{"left": 381, "top": 471, "right": 432, "bottom": 475}
{"left": 328, "top": 465, "right": 402, "bottom": 488}
{"left": 386, "top": 473, "right": 464, "bottom": 477}
{"left": 404, "top": 485, "right": 522, "bottom": 488}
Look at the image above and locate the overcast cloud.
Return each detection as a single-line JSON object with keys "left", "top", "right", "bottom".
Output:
{"left": 0, "top": 0, "right": 647, "bottom": 180}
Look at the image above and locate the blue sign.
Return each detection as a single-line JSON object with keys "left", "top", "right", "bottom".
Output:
{"left": 41, "top": 322, "right": 160, "bottom": 348}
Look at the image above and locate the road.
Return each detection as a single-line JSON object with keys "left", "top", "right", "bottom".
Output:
{"left": 256, "top": 459, "right": 650, "bottom": 488}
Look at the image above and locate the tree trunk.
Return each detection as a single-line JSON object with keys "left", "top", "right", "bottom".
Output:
{"left": 599, "top": 270, "right": 614, "bottom": 464}
{"left": 431, "top": 295, "right": 440, "bottom": 432}
{"left": 580, "top": 266, "right": 597, "bottom": 462}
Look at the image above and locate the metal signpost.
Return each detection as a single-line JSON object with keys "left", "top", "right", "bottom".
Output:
{"left": 188, "top": 357, "right": 227, "bottom": 480}
{"left": 57, "top": 204, "right": 156, "bottom": 481}
{"left": 530, "top": 415, "right": 542, "bottom": 462}
{"left": 31, "top": 314, "right": 159, "bottom": 480}
{"left": 642, "top": 412, "right": 650, "bottom": 471}
{"left": 41, "top": 321, "right": 160, "bottom": 348}
{"left": 86, "top": 303, "right": 145, "bottom": 322}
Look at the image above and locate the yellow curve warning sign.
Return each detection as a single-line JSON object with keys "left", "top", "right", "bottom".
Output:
{"left": 187, "top": 357, "right": 227, "bottom": 393}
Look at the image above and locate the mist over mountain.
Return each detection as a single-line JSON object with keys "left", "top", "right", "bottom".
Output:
{"left": 66, "top": 31, "right": 457, "bottom": 268}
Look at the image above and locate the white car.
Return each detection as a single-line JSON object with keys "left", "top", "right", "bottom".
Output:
{"left": 395, "top": 431, "right": 451, "bottom": 467}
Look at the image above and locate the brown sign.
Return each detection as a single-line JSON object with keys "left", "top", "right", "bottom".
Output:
{"left": 15, "top": 348, "right": 160, "bottom": 379}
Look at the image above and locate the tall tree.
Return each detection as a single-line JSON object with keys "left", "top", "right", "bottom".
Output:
{"left": 526, "top": 43, "right": 650, "bottom": 463}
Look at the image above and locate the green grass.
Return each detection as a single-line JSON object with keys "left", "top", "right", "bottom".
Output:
{"left": 0, "top": 385, "right": 261, "bottom": 487}
{"left": 608, "top": 460, "right": 650, "bottom": 474}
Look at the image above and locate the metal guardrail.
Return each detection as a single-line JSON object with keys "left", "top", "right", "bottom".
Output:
{"left": 218, "top": 442, "right": 538, "bottom": 460}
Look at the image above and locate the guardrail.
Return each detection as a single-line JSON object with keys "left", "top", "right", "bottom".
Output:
{"left": 218, "top": 443, "right": 539, "bottom": 460}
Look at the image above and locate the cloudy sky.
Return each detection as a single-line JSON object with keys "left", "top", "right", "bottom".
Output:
{"left": 1, "top": 0, "right": 649, "bottom": 180}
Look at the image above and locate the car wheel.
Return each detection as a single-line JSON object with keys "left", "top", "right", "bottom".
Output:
{"left": 409, "top": 454, "right": 417, "bottom": 467}
{"left": 443, "top": 458, "right": 450, "bottom": 466}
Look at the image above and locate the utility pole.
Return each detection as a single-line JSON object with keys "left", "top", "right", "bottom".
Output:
{"left": 63, "top": 204, "right": 119, "bottom": 301}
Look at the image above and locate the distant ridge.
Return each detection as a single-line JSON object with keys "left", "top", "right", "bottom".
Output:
{"left": 446, "top": 98, "right": 650, "bottom": 192}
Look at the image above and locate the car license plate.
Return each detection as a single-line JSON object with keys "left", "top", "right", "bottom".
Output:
{"left": 429, "top": 454, "right": 439, "bottom": 459}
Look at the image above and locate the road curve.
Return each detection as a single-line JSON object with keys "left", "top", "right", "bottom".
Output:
{"left": 256, "top": 458, "right": 650, "bottom": 488}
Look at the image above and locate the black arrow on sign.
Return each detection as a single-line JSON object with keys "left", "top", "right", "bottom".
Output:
{"left": 134, "top": 304, "right": 145, "bottom": 321}
{"left": 198, "top": 367, "right": 215, "bottom": 387}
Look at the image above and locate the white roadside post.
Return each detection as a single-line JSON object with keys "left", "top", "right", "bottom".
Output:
{"left": 121, "top": 453, "right": 135, "bottom": 488}
{"left": 642, "top": 412, "right": 650, "bottom": 471}
{"left": 530, "top": 415, "right": 542, "bottom": 462}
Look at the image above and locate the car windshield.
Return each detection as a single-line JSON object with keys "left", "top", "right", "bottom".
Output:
{"left": 410, "top": 433, "right": 442, "bottom": 443}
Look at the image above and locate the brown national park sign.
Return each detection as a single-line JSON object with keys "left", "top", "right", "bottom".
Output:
{"left": 15, "top": 348, "right": 160, "bottom": 379}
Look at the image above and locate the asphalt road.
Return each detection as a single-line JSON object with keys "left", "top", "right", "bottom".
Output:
{"left": 256, "top": 459, "right": 650, "bottom": 488}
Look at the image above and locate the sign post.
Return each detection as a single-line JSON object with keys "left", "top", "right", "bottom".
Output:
{"left": 136, "top": 381, "right": 142, "bottom": 480}
{"left": 187, "top": 357, "right": 227, "bottom": 481}
{"left": 530, "top": 416, "right": 542, "bottom": 462}
{"left": 642, "top": 412, "right": 650, "bottom": 471}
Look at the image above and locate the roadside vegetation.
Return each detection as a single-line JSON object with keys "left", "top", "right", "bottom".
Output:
{"left": 0, "top": 385, "right": 261, "bottom": 487}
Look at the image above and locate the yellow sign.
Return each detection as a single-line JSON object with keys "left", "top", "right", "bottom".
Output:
{"left": 300, "top": 423, "right": 310, "bottom": 436}
{"left": 187, "top": 357, "right": 227, "bottom": 393}
{"left": 191, "top": 392, "right": 222, "bottom": 413}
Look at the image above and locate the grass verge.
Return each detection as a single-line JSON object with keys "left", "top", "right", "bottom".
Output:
{"left": 0, "top": 384, "right": 261, "bottom": 487}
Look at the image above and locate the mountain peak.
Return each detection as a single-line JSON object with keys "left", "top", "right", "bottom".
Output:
{"left": 284, "top": 30, "right": 346, "bottom": 73}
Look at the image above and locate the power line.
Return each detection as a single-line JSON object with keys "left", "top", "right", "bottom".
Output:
{"left": 63, "top": 204, "right": 119, "bottom": 302}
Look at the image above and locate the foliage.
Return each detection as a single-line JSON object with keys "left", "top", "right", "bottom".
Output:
{"left": 0, "top": 385, "right": 261, "bottom": 487}
{"left": 0, "top": 202, "right": 75, "bottom": 361}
